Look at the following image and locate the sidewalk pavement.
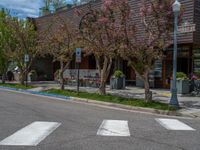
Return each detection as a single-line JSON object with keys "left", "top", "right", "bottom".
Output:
{"left": 27, "top": 81, "right": 200, "bottom": 118}
{"left": 2, "top": 81, "right": 200, "bottom": 118}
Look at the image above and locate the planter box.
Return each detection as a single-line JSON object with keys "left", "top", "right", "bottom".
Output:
{"left": 136, "top": 76, "right": 155, "bottom": 88}
{"left": 194, "top": 80, "right": 200, "bottom": 85}
{"left": 110, "top": 77, "right": 125, "bottom": 89}
{"left": 189, "top": 80, "right": 200, "bottom": 92}
{"left": 171, "top": 80, "right": 190, "bottom": 94}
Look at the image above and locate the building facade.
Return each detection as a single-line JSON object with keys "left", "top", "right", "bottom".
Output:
{"left": 33, "top": 0, "right": 200, "bottom": 88}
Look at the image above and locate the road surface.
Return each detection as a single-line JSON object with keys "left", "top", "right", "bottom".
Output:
{"left": 0, "top": 90, "right": 199, "bottom": 150}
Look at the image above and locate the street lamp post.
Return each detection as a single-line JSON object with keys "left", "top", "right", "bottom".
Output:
{"left": 170, "top": 0, "right": 181, "bottom": 108}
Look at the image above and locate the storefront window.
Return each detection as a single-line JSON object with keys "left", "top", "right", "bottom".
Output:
{"left": 193, "top": 49, "right": 200, "bottom": 71}
{"left": 154, "top": 60, "right": 162, "bottom": 78}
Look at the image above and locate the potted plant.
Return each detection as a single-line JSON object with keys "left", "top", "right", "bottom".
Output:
{"left": 175, "top": 72, "right": 190, "bottom": 94}
{"left": 29, "top": 70, "right": 38, "bottom": 81}
{"left": 195, "top": 70, "right": 200, "bottom": 79}
{"left": 110, "top": 70, "right": 125, "bottom": 89}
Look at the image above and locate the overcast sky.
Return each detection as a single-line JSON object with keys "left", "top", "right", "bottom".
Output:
{"left": 0, "top": 0, "right": 71, "bottom": 18}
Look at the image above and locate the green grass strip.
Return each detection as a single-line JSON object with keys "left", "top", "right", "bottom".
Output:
{"left": 46, "top": 89, "right": 175, "bottom": 111}
{"left": 0, "top": 83, "right": 34, "bottom": 90}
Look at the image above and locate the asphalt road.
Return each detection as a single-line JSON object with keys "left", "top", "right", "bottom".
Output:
{"left": 0, "top": 90, "right": 200, "bottom": 150}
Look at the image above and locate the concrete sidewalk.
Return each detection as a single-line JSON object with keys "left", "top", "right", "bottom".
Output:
{"left": 2, "top": 81, "right": 200, "bottom": 118}
{"left": 26, "top": 81, "right": 200, "bottom": 118}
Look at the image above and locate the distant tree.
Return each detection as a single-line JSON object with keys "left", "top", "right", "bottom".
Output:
{"left": 78, "top": 0, "right": 176, "bottom": 101}
{"left": 72, "top": 0, "right": 90, "bottom": 6}
{"left": 41, "top": 0, "right": 67, "bottom": 15}
{"left": 119, "top": 0, "right": 176, "bottom": 102}
{"left": 52, "top": 0, "right": 67, "bottom": 9}
{"left": 0, "top": 9, "right": 11, "bottom": 83}
{"left": 41, "top": 16, "right": 78, "bottom": 90}
{"left": 5, "top": 18, "right": 40, "bottom": 85}
{"left": 77, "top": 0, "right": 128, "bottom": 95}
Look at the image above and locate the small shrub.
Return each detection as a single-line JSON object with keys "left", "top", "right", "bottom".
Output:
{"left": 113, "top": 70, "right": 124, "bottom": 78}
{"left": 176, "top": 72, "right": 188, "bottom": 80}
{"left": 195, "top": 70, "right": 200, "bottom": 79}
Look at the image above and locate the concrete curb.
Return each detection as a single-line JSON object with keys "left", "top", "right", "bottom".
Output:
{"left": 0, "top": 86, "right": 194, "bottom": 118}
{"left": 70, "top": 97, "right": 193, "bottom": 118}
{"left": 0, "top": 86, "right": 70, "bottom": 100}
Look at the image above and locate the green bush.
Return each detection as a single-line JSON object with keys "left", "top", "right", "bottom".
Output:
{"left": 176, "top": 72, "right": 188, "bottom": 80}
{"left": 195, "top": 70, "right": 200, "bottom": 79}
{"left": 113, "top": 70, "right": 124, "bottom": 78}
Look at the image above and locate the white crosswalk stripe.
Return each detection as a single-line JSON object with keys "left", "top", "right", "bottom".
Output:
{"left": 0, "top": 118, "right": 196, "bottom": 146}
{"left": 155, "top": 118, "right": 195, "bottom": 131}
{"left": 0, "top": 121, "right": 61, "bottom": 146}
{"left": 97, "top": 120, "right": 130, "bottom": 137}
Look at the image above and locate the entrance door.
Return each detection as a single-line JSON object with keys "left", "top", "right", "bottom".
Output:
{"left": 177, "top": 58, "right": 191, "bottom": 75}
{"left": 163, "top": 57, "right": 191, "bottom": 88}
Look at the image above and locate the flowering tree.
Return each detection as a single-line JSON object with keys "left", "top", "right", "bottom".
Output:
{"left": 78, "top": 0, "right": 128, "bottom": 95}
{"left": 42, "top": 16, "right": 78, "bottom": 90}
{"left": 119, "top": 0, "right": 175, "bottom": 102}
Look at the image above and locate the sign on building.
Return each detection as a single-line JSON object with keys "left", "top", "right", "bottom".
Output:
{"left": 178, "top": 21, "right": 196, "bottom": 33}
{"left": 76, "top": 48, "right": 82, "bottom": 63}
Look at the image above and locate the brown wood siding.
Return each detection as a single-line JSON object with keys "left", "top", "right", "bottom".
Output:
{"left": 194, "top": 0, "right": 200, "bottom": 44}
{"left": 177, "top": 0, "right": 194, "bottom": 44}
{"left": 35, "top": 0, "right": 195, "bottom": 45}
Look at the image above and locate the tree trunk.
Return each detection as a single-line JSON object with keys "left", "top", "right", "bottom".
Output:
{"left": 19, "top": 72, "right": 25, "bottom": 85}
{"left": 143, "top": 71, "right": 152, "bottom": 102}
{"left": 99, "top": 80, "right": 106, "bottom": 95}
{"left": 98, "top": 57, "right": 112, "bottom": 95}
{"left": 59, "top": 61, "right": 65, "bottom": 90}
{"left": 2, "top": 73, "right": 6, "bottom": 84}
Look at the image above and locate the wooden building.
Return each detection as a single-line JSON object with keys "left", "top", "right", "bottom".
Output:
{"left": 33, "top": 0, "right": 200, "bottom": 88}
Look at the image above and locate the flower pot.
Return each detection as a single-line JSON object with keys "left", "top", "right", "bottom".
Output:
{"left": 171, "top": 80, "right": 190, "bottom": 94}
{"left": 110, "top": 77, "right": 125, "bottom": 89}
{"left": 136, "top": 76, "right": 155, "bottom": 88}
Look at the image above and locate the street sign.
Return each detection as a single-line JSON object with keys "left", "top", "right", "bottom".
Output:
{"left": 24, "top": 54, "right": 29, "bottom": 62}
{"left": 75, "top": 48, "right": 82, "bottom": 94}
{"left": 76, "top": 48, "right": 81, "bottom": 63}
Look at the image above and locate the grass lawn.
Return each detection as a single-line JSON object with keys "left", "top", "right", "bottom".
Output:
{"left": 46, "top": 89, "right": 175, "bottom": 111}
{"left": 0, "top": 83, "right": 34, "bottom": 90}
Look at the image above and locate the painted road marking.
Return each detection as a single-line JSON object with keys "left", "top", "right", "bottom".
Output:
{"left": 0, "top": 121, "right": 61, "bottom": 146}
{"left": 97, "top": 120, "right": 130, "bottom": 136}
{"left": 156, "top": 118, "right": 195, "bottom": 131}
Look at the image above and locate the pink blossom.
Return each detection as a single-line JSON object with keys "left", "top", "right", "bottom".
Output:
{"left": 74, "top": 8, "right": 81, "bottom": 16}
{"left": 97, "top": 17, "right": 109, "bottom": 24}
{"left": 147, "top": 5, "right": 152, "bottom": 13}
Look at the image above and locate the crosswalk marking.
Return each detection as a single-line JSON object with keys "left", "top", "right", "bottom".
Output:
{"left": 97, "top": 120, "right": 130, "bottom": 137}
{"left": 0, "top": 121, "right": 61, "bottom": 146}
{"left": 156, "top": 118, "right": 195, "bottom": 131}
